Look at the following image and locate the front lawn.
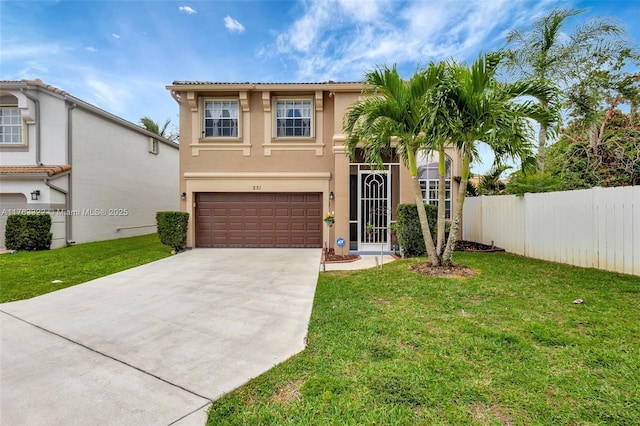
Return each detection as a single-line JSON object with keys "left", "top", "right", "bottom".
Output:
{"left": 0, "top": 234, "right": 171, "bottom": 303}
{"left": 208, "top": 253, "right": 640, "bottom": 425}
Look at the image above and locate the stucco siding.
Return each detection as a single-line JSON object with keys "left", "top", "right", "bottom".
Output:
{"left": 70, "top": 107, "right": 178, "bottom": 244}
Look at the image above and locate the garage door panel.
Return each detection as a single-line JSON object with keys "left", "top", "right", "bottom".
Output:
{"left": 196, "top": 192, "right": 322, "bottom": 248}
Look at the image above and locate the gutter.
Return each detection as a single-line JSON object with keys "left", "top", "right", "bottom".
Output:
{"left": 44, "top": 171, "right": 73, "bottom": 244}
{"left": 21, "top": 88, "right": 42, "bottom": 165}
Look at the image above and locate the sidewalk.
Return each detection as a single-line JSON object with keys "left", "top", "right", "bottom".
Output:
{"left": 320, "top": 254, "right": 397, "bottom": 271}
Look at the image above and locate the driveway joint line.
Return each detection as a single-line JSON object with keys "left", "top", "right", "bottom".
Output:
{"left": 0, "top": 310, "right": 214, "bottom": 403}
{"left": 167, "top": 402, "right": 212, "bottom": 426}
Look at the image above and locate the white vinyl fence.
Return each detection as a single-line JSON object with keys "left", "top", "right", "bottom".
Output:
{"left": 463, "top": 186, "right": 640, "bottom": 276}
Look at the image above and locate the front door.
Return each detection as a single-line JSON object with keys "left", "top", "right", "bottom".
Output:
{"left": 358, "top": 170, "right": 391, "bottom": 251}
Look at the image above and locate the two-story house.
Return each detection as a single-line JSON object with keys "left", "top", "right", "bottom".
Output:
{"left": 166, "top": 81, "right": 461, "bottom": 253}
{"left": 0, "top": 79, "right": 179, "bottom": 249}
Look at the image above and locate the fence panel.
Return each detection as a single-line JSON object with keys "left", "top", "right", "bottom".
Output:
{"left": 462, "top": 186, "right": 639, "bottom": 276}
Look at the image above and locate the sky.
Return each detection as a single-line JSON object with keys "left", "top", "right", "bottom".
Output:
{"left": 1, "top": 0, "right": 639, "bottom": 173}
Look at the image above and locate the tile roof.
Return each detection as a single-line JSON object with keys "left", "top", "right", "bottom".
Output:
{"left": 0, "top": 165, "right": 72, "bottom": 176}
{"left": 0, "top": 79, "right": 177, "bottom": 147}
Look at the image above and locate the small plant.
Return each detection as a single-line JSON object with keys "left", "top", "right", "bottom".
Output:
{"left": 156, "top": 211, "right": 189, "bottom": 252}
{"left": 323, "top": 211, "right": 335, "bottom": 226}
{"left": 4, "top": 213, "right": 52, "bottom": 251}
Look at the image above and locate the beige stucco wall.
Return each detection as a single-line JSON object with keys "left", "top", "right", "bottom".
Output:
{"left": 170, "top": 82, "right": 462, "bottom": 250}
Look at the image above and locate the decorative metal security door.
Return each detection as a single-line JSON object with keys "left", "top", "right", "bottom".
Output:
{"left": 358, "top": 170, "right": 391, "bottom": 251}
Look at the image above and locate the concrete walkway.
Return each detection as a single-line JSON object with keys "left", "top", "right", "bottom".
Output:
{"left": 320, "top": 254, "right": 397, "bottom": 271}
{"left": 0, "top": 248, "right": 321, "bottom": 426}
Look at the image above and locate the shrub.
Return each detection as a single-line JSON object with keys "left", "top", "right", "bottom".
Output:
{"left": 396, "top": 203, "right": 437, "bottom": 257}
{"left": 156, "top": 211, "right": 189, "bottom": 252}
{"left": 5, "top": 213, "right": 52, "bottom": 251}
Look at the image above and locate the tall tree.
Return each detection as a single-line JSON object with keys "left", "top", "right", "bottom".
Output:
{"left": 441, "top": 53, "right": 557, "bottom": 264}
{"left": 343, "top": 64, "right": 448, "bottom": 266}
{"left": 504, "top": 8, "right": 628, "bottom": 171}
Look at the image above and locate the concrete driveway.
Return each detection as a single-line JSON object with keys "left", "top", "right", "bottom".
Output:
{"left": 0, "top": 248, "right": 321, "bottom": 425}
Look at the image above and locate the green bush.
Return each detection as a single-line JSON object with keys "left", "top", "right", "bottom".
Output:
{"left": 5, "top": 213, "right": 52, "bottom": 251}
{"left": 156, "top": 211, "right": 189, "bottom": 252}
{"left": 396, "top": 203, "right": 438, "bottom": 257}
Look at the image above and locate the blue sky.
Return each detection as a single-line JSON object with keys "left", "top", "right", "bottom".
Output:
{"left": 2, "top": 0, "right": 639, "bottom": 172}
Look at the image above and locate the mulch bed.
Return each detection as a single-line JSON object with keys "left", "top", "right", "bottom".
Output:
{"left": 455, "top": 240, "right": 505, "bottom": 252}
{"left": 323, "top": 248, "right": 361, "bottom": 263}
{"left": 322, "top": 241, "right": 504, "bottom": 264}
{"left": 410, "top": 263, "right": 478, "bottom": 278}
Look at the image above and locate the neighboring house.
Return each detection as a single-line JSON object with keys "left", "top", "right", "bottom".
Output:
{"left": 0, "top": 79, "right": 179, "bottom": 249}
{"left": 166, "top": 81, "right": 461, "bottom": 252}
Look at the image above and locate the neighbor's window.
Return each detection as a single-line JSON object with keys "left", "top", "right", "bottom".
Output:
{"left": 0, "top": 95, "right": 22, "bottom": 145}
{"left": 275, "top": 99, "right": 312, "bottom": 137}
{"left": 417, "top": 151, "right": 452, "bottom": 218}
{"left": 204, "top": 100, "right": 238, "bottom": 137}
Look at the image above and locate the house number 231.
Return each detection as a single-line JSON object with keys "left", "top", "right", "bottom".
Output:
{"left": 252, "top": 185, "right": 262, "bottom": 190}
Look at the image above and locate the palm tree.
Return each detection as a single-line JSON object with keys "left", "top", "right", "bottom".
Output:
{"left": 504, "top": 8, "right": 626, "bottom": 170}
{"left": 440, "top": 53, "right": 557, "bottom": 264}
{"left": 140, "top": 116, "right": 177, "bottom": 142}
{"left": 343, "top": 64, "right": 448, "bottom": 266}
{"left": 478, "top": 164, "right": 512, "bottom": 195}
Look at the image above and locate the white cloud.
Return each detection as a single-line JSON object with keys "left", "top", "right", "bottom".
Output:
{"left": 112, "top": 33, "right": 120, "bottom": 39}
{"left": 0, "top": 42, "right": 61, "bottom": 60}
{"left": 224, "top": 16, "right": 245, "bottom": 33}
{"left": 179, "top": 6, "right": 197, "bottom": 15}
{"left": 85, "top": 46, "right": 98, "bottom": 52}
{"left": 85, "top": 77, "right": 131, "bottom": 114}
{"left": 272, "top": 0, "right": 564, "bottom": 81}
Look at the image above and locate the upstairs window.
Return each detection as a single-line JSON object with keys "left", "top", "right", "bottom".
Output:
{"left": 204, "top": 100, "right": 238, "bottom": 137}
{"left": 276, "top": 99, "right": 312, "bottom": 137}
{"left": 0, "top": 95, "right": 22, "bottom": 145}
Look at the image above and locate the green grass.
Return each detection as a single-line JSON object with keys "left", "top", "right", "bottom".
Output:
{"left": 0, "top": 234, "right": 171, "bottom": 303}
{"left": 207, "top": 253, "right": 640, "bottom": 425}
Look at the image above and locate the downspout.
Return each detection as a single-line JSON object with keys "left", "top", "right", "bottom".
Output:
{"left": 45, "top": 172, "right": 73, "bottom": 245}
{"left": 21, "top": 88, "right": 42, "bottom": 165}
{"left": 65, "top": 101, "right": 77, "bottom": 245}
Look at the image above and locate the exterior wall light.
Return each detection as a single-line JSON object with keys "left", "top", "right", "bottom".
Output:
{"left": 181, "top": 192, "right": 187, "bottom": 200}
{"left": 329, "top": 191, "right": 334, "bottom": 200}
{"left": 31, "top": 190, "right": 40, "bottom": 201}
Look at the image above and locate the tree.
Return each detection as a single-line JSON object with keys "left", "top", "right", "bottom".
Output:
{"left": 139, "top": 116, "right": 178, "bottom": 143}
{"left": 344, "top": 55, "right": 556, "bottom": 267}
{"left": 504, "top": 8, "right": 629, "bottom": 171}
{"left": 440, "top": 53, "right": 557, "bottom": 264}
{"left": 477, "top": 164, "right": 511, "bottom": 195}
{"left": 343, "top": 64, "right": 448, "bottom": 266}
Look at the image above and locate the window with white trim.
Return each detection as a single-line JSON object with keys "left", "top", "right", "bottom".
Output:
{"left": 0, "top": 95, "right": 22, "bottom": 145}
{"left": 203, "top": 99, "right": 239, "bottom": 137}
{"left": 275, "top": 98, "right": 312, "bottom": 137}
{"left": 417, "top": 151, "right": 452, "bottom": 219}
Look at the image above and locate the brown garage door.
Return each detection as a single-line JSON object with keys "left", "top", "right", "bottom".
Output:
{"left": 196, "top": 192, "right": 323, "bottom": 248}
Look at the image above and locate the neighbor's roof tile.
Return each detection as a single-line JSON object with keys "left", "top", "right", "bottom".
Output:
{"left": 0, "top": 165, "right": 72, "bottom": 176}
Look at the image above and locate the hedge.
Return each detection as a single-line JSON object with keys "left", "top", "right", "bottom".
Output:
{"left": 156, "top": 211, "right": 189, "bottom": 252}
{"left": 396, "top": 203, "right": 438, "bottom": 257}
{"left": 5, "top": 213, "right": 53, "bottom": 251}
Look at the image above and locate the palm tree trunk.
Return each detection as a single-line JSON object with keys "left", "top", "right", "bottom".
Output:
{"left": 537, "top": 99, "right": 548, "bottom": 172}
{"left": 436, "top": 147, "right": 446, "bottom": 256}
{"left": 411, "top": 175, "right": 439, "bottom": 266}
{"left": 442, "top": 152, "right": 471, "bottom": 266}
